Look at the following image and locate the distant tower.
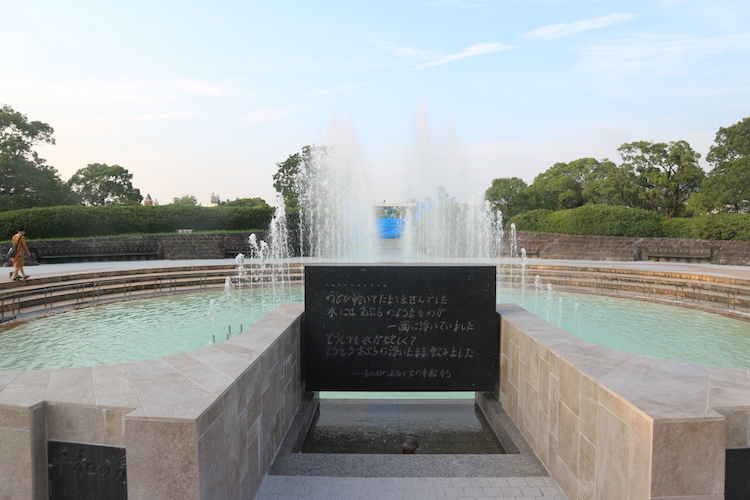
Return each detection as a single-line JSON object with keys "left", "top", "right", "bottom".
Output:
{"left": 143, "top": 194, "right": 153, "bottom": 206}
{"left": 209, "top": 193, "right": 220, "bottom": 207}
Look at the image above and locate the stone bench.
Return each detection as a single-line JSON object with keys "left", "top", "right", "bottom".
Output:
{"left": 37, "top": 247, "right": 161, "bottom": 263}
{"left": 643, "top": 246, "right": 712, "bottom": 262}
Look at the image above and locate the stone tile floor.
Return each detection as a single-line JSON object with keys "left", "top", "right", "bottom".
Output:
{"left": 255, "top": 475, "right": 567, "bottom": 499}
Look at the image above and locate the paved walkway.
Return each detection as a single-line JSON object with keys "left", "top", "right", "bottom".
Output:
{"left": 14, "top": 257, "right": 750, "bottom": 282}
{"left": 255, "top": 476, "right": 567, "bottom": 500}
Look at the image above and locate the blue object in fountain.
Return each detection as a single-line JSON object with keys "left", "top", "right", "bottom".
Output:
{"left": 376, "top": 218, "right": 406, "bottom": 239}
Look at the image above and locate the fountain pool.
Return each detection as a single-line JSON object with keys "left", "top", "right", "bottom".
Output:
{"left": 2, "top": 284, "right": 749, "bottom": 371}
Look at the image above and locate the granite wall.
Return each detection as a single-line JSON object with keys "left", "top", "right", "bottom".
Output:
{"left": 1, "top": 232, "right": 264, "bottom": 264}
{"left": 5, "top": 231, "right": 750, "bottom": 265}
{"left": 498, "top": 303, "right": 734, "bottom": 499}
{"left": 517, "top": 232, "right": 750, "bottom": 266}
{"left": 0, "top": 304, "right": 304, "bottom": 500}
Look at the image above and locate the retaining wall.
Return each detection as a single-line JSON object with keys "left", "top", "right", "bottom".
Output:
{"left": 517, "top": 232, "right": 750, "bottom": 266}
{"left": 1, "top": 233, "right": 262, "bottom": 264}
{"left": 5, "top": 231, "right": 750, "bottom": 265}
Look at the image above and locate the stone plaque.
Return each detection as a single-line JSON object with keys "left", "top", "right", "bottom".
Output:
{"left": 48, "top": 440, "right": 127, "bottom": 500}
{"left": 726, "top": 447, "right": 750, "bottom": 500}
{"left": 304, "top": 265, "right": 498, "bottom": 391}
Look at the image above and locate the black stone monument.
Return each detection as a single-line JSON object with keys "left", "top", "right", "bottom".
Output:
{"left": 48, "top": 440, "right": 127, "bottom": 500}
{"left": 304, "top": 264, "right": 498, "bottom": 391}
{"left": 726, "top": 447, "right": 750, "bottom": 500}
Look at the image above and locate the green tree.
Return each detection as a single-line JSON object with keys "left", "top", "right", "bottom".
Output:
{"left": 484, "top": 177, "right": 529, "bottom": 220}
{"left": 219, "top": 197, "right": 269, "bottom": 207}
{"left": 692, "top": 117, "right": 750, "bottom": 213}
{"left": 618, "top": 140, "right": 704, "bottom": 218}
{"left": 272, "top": 145, "right": 322, "bottom": 212}
{"left": 171, "top": 194, "right": 199, "bottom": 206}
{"left": 581, "top": 160, "right": 641, "bottom": 208}
{"left": 68, "top": 163, "right": 142, "bottom": 206}
{"left": 527, "top": 158, "right": 607, "bottom": 210}
{"left": 0, "top": 104, "right": 78, "bottom": 211}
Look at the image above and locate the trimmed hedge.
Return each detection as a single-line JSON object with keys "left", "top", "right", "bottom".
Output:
{"left": 693, "top": 214, "right": 750, "bottom": 241}
{"left": 510, "top": 206, "right": 750, "bottom": 241}
{"left": 507, "top": 209, "right": 554, "bottom": 233}
{"left": 661, "top": 217, "right": 702, "bottom": 239}
{"left": 0, "top": 205, "right": 276, "bottom": 240}
{"left": 510, "top": 205, "right": 665, "bottom": 238}
{"left": 661, "top": 214, "right": 750, "bottom": 241}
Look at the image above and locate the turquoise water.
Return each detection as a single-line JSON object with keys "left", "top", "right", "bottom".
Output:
{"left": 1, "top": 285, "right": 749, "bottom": 371}
{"left": 506, "top": 288, "right": 750, "bottom": 369}
{"left": 0, "top": 286, "right": 303, "bottom": 371}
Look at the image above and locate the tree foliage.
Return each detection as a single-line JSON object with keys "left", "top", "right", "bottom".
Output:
{"left": 0, "top": 104, "right": 78, "bottom": 211}
{"left": 692, "top": 117, "right": 750, "bottom": 214}
{"left": 617, "top": 140, "right": 704, "bottom": 218}
{"left": 581, "top": 160, "right": 640, "bottom": 207}
{"left": 272, "top": 145, "right": 322, "bottom": 212}
{"left": 484, "top": 177, "right": 529, "bottom": 220}
{"left": 526, "top": 158, "right": 593, "bottom": 210}
{"left": 218, "top": 197, "right": 269, "bottom": 207}
{"left": 67, "top": 163, "right": 142, "bottom": 206}
{"left": 171, "top": 194, "right": 199, "bottom": 206}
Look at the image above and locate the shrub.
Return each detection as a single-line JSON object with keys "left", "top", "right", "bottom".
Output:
{"left": 661, "top": 217, "right": 702, "bottom": 239}
{"left": 0, "top": 205, "right": 276, "bottom": 240}
{"left": 694, "top": 213, "right": 750, "bottom": 241}
{"left": 551, "top": 205, "right": 665, "bottom": 237}
{"left": 508, "top": 209, "right": 555, "bottom": 233}
{"left": 510, "top": 205, "right": 665, "bottom": 237}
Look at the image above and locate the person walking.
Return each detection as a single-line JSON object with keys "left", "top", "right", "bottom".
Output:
{"left": 9, "top": 228, "right": 31, "bottom": 281}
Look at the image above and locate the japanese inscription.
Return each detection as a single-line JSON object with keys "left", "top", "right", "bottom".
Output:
{"left": 304, "top": 265, "right": 498, "bottom": 391}
{"left": 48, "top": 440, "right": 127, "bottom": 500}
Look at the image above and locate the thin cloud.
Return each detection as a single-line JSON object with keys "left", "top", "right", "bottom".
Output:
{"left": 240, "top": 106, "right": 306, "bottom": 124}
{"left": 177, "top": 78, "right": 221, "bottom": 97}
{"left": 579, "top": 33, "right": 750, "bottom": 79}
{"left": 525, "top": 13, "right": 636, "bottom": 40}
{"left": 411, "top": 43, "right": 514, "bottom": 70}
{"left": 370, "top": 40, "right": 439, "bottom": 61}
{"left": 422, "top": 0, "right": 492, "bottom": 8}
{"left": 136, "top": 111, "right": 198, "bottom": 122}
{"left": 308, "top": 83, "right": 368, "bottom": 97}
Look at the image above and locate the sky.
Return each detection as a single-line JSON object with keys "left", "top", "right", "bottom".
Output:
{"left": 2, "top": 0, "right": 749, "bottom": 207}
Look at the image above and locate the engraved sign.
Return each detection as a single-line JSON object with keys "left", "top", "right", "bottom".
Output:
{"left": 48, "top": 440, "right": 127, "bottom": 500}
{"left": 304, "top": 265, "right": 498, "bottom": 391}
{"left": 726, "top": 447, "right": 750, "bottom": 500}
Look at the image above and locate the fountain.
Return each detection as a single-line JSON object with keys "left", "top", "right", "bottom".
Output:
{"left": 266, "top": 113, "right": 509, "bottom": 264}
{"left": 0, "top": 111, "right": 747, "bottom": 499}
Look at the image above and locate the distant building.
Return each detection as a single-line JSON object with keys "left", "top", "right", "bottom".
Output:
{"left": 209, "top": 193, "right": 220, "bottom": 207}
{"left": 143, "top": 194, "right": 153, "bottom": 206}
